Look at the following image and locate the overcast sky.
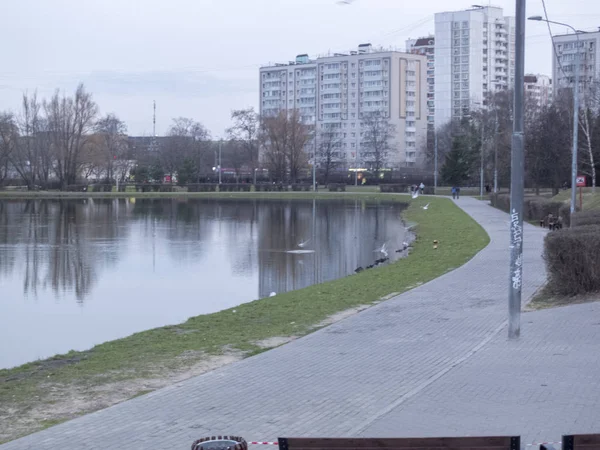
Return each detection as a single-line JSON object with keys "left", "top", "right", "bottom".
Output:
{"left": 1, "top": 0, "right": 599, "bottom": 137}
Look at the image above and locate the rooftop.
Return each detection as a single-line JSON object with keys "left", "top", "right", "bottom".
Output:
{"left": 260, "top": 44, "right": 410, "bottom": 69}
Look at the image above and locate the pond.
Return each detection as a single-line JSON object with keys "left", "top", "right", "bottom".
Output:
{"left": 0, "top": 198, "right": 408, "bottom": 369}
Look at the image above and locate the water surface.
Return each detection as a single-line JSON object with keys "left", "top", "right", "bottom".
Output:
{"left": 0, "top": 198, "right": 407, "bottom": 369}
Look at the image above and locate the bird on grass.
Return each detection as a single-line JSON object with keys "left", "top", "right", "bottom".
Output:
{"left": 422, "top": 203, "right": 430, "bottom": 210}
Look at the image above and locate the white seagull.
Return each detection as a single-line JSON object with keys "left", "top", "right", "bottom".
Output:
{"left": 412, "top": 190, "right": 419, "bottom": 199}
{"left": 374, "top": 243, "right": 388, "bottom": 258}
{"left": 422, "top": 203, "right": 430, "bottom": 210}
{"left": 298, "top": 239, "right": 311, "bottom": 248}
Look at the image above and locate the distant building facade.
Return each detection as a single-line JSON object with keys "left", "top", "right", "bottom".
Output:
{"left": 524, "top": 74, "right": 553, "bottom": 109}
{"left": 259, "top": 44, "right": 428, "bottom": 168}
{"left": 552, "top": 30, "right": 600, "bottom": 102}
{"left": 435, "top": 6, "right": 516, "bottom": 127}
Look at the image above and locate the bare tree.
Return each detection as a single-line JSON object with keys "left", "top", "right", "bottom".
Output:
{"left": 45, "top": 84, "right": 98, "bottom": 188}
{"left": 361, "top": 110, "right": 395, "bottom": 175}
{"left": 94, "top": 114, "right": 128, "bottom": 183}
{"left": 287, "top": 110, "right": 311, "bottom": 183}
{"left": 259, "top": 110, "right": 311, "bottom": 183}
{"left": 577, "top": 80, "right": 600, "bottom": 190}
{"left": 317, "top": 129, "right": 343, "bottom": 184}
{"left": 8, "top": 93, "right": 48, "bottom": 189}
{"left": 525, "top": 101, "right": 572, "bottom": 194}
{"left": 162, "top": 117, "right": 209, "bottom": 183}
{"left": 0, "top": 113, "right": 17, "bottom": 185}
{"left": 227, "top": 108, "right": 259, "bottom": 180}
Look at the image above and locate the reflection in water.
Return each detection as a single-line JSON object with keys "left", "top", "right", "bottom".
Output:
{"left": 0, "top": 198, "right": 406, "bottom": 369}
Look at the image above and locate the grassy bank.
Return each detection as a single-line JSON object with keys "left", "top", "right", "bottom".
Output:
{"left": 0, "top": 187, "right": 383, "bottom": 199}
{"left": 0, "top": 195, "right": 489, "bottom": 443}
{"left": 553, "top": 188, "right": 600, "bottom": 210}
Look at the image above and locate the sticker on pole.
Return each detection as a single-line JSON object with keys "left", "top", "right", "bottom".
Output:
{"left": 576, "top": 176, "right": 586, "bottom": 187}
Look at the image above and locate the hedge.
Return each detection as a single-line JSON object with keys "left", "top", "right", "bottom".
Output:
{"left": 571, "top": 210, "right": 600, "bottom": 227}
{"left": 328, "top": 183, "right": 346, "bottom": 192}
{"left": 544, "top": 225, "right": 600, "bottom": 295}
{"left": 380, "top": 184, "right": 407, "bottom": 193}
{"left": 490, "top": 193, "right": 569, "bottom": 224}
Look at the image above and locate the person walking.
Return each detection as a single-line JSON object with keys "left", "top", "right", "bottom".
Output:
{"left": 419, "top": 182, "right": 425, "bottom": 195}
{"left": 456, "top": 186, "right": 461, "bottom": 199}
{"left": 451, "top": 186, "right": 457, "bottom": 200}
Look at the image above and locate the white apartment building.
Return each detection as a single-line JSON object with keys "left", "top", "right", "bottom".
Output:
{"left": 524, "top": 74, "right": 553, "bottom": 109}
{"left": 552, "top": 30, "right": 600, "bottom": 102}
{"left": 435, "top": 6, "right": 516, "bottom": 127}
{"left": 259, "top": 44, "right": 428, "bottom": 168}
{"left": 406, "top": 36, "right": 435, "bottom": 131}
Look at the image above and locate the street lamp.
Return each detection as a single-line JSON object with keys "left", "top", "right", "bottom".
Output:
{"left": 529, "top": 16, "right": 581, "bottom": 215}
{"left": 507, "top": 0, "right": 526, "bottom": 339}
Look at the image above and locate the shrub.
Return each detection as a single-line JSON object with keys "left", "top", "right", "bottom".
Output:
{"left": 328, "top": 183, "right": 346, "bottom": 192}
{"left": 571, "top": 210, "right": 600, "bottom": 227}
{"left": 490, "top": 193, "right": 569, "bottom": 225}
{"left": 544, "top": 225, "right": 600, "bottom": 295}
{"left": 187, "top": 184, "right": 218, "bottom": 192}
{"left": 291, "top": 184, "right": 311, "bottom": 191}
{"left": 380, "top": 184, "right": 407, "bottom": 193}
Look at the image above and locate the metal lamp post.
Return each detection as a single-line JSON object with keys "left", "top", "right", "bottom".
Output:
{"left": 507, "top": 0, "right": 526, "bottom": 339}
{"left": 529, "top": 16, "right": 581, "bottom": 215}
{"left": 218, "top": 139, "right": 222, "bottom": 185}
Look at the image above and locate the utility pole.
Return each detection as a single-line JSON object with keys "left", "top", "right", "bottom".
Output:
{"left": 218, "top": 139, "right": 222, "bottom": 185}
{"left": 508, "top": 0, "right": 526, "bottom": 340}
{"left": 480, "top": 115, "right": 485, "bottom": 198}
{"left": 313, "top": 140, "right": 317, "bottom": 191}
{"left": 571, "top": 40, "right": 580, "bottom": 214}
{"left": 434, "top": 131, "right": 438, "bottom": 195}
{"left": 528, "top": 17, "right": 582, "bottom": 216}
{"left": 494, "top": 108, "right": 499, "bottom": 193}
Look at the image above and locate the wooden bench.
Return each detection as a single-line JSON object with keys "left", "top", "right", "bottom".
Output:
{"left": 277, "top": 436, "right": 520, "bottom": 450}
{"left": 556, "top": 434, "right": 600, "bottom": 450}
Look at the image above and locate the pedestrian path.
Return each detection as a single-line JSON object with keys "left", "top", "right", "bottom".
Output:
{"left": 2, "top": 198, "right": 560, "bottom": 450}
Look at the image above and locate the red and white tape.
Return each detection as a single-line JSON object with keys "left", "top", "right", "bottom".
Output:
{"left": 249, "top": 442, "right": 278, "bottom": 446}
{"left": 525, "top": 442, "right": 562, "bottom": 447}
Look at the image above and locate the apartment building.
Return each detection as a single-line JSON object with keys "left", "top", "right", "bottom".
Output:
{"left": 259, "top": 44, "right": 428, "bottom": 168}
{"left": 434, "top": 6, "right": 516, "bottom": 127}
{"left": 406, "top": 36, "right": 435, "bottom": 130}
{"left": 552, "top": 30, "right": 600, "bottom": 102}
{"left": 524, "top": 74, "right": 553, "bottom": 109}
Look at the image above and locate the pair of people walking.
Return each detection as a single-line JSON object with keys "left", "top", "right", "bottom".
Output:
{"left": 451, "top": 186, "right": 461, "bottom": 199}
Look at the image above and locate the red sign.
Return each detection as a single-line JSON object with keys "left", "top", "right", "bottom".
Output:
{"left": 576, "top": 175, "right": 587, "bottom": 187}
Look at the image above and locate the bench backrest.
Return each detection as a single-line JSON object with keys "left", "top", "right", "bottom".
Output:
{"left": 278, "top": 437, "right": 520, "bottom": 450}
{"left": 563, "top": 434, "right": 600, "bottom": 450}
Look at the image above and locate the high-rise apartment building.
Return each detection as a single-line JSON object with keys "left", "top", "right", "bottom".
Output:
{"left": 259, "top": 44, "right": 428, "bottom": 168}
{"left": 552, "top": 30, "right": 600, "bottom": 102}
{"left": 434, "top": 6, "right": 515, "bottom": 127}
{"left": 524, "top": 74, "right": 553, "bottom": 109}
{"left": 406, "top": 36, "right": 435, "bottom": 131}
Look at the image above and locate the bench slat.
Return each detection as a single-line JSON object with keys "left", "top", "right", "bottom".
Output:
{"left": 279, "top": 437, "right": 518, "bottom": 450}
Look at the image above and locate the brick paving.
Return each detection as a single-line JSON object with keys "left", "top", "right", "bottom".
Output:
{"left": 4, "top": 197, "right": 596, "bottom": 450}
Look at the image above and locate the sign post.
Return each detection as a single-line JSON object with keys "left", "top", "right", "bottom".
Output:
{"left": 576, "top": 175, "right": 586, "bottom": 211}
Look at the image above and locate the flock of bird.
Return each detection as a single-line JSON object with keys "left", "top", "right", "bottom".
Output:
{"left": 286, "top": 189, "right": 431, "bottom": 279}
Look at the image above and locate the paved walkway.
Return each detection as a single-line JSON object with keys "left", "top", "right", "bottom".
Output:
{"left": 4, "top": 198, "right": 598, "bottom": 449}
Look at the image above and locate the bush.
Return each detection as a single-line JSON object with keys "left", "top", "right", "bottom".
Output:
{"left": 544, "top": 225, "right": 600, "bottom": 295}
{"left": 187, "top": 184, "right": 218, "bottom": 192}
{"left": 490, "top": 193, "right": 569, "bottom": 224}
{"left": 380, "top": 184, "right": 407, "bottom": 193}
{"left": 291, "top": 184, "right": 311, "bottom": 192}
{"left": 571, "top": 210, "right": 600, "bottom": 227}
{"left": 328, "top": 183, "right": 346, "bottom": 192}
{"left": 65, "top": 184, "right": 88, "bottom": 192}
